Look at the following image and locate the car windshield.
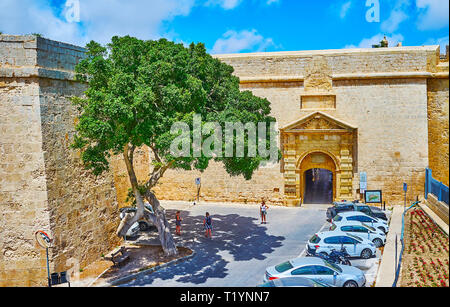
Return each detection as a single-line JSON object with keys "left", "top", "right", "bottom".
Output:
{"left": 330, "top": 224, "right": 337, "bottom": 231}
{"left": 333, "top": 215, "right": 342, "bottom": 222}
{"left": 309, "top": 234, "right": 321, "bottom": 243}
{"left": 275, "top": 261, "right": 294, "bottom": 273}
{"left": 347, "top": 233, "right": 363, "bottom": 242}
{"left": 361, "top": 223, "right": 376, "bottom": 231}
{"left": 323, "top": 260, "right": 342, "bottom": 273}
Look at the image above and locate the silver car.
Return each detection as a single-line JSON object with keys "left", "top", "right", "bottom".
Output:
{"left": 125, "top": 222, "right": 140, "bottom": 238}
{"left": 330, "top": 221, "right": 386, "bottom": 247}
{"left": 264, "top": 257, "right": 366, "bottom": 287}
{"left": 333, "top": 211, "right": 389, "bottom": 234}
{"left": 307, "top": 231, "right": 377, "bottom": 259}
{"left": 258, "top": 276, "right": 332, "bottom": 287}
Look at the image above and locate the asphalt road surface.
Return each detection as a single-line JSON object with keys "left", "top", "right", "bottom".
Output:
{"left": 122, "top": 202, "right": 327, "bottom": 287}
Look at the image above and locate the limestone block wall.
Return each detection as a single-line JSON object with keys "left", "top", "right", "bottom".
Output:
{"left": 427, "top": 77, "right": 449, "bottom": 186}
{"left": 153, "top": 47, "right": 440, "bottom": 206}
{"left": 425, "top": 194, "right": 449, "bottom": 226}
{"left": 332, "top": 78, "right": 429, "bottom": 203}
{"left": 39, "top": 77, "right": 121, "bottom": 274}
{"left": 0, "top": 76, "right": 50, "bottom": 286}
{"left": 153, "top": 161, "right": 284, "bottom": 205}
{"left": 0, "top": 35, "right": 120, "bottom": 287}
{"left": 217, "top": 46, "right": 440, "bottom": 79}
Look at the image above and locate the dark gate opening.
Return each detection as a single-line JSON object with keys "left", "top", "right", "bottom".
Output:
{"left": 303, "top": 168, "right": 333, "bottom": 204}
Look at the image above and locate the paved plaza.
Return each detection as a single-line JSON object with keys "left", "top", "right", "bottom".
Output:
{"left": 122, "top": 202, "right": 328, "bottom": 287}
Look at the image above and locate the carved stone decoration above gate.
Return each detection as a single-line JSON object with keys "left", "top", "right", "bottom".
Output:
{"left": 303, "top": 56, "right": 333, "bottom": 92}
{"left": 298, "top": 116, "right": 342, "bottom": 131}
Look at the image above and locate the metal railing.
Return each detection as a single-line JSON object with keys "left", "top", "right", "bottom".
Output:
{"left": 425, "top": 168, "right": 449, "bottom": 206}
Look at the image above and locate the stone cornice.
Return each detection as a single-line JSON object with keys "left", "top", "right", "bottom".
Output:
{"left": 238, "top": 71, "right": 449, "bottom": 84}
{"left": 214, "top": 45, "right": 441, "bottom": 59}
{"left": 0, "top": 66, "right": 79, "bottom": 81}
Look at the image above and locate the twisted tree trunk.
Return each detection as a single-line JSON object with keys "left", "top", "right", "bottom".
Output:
{"left": 116, "top": 144, "right": 178, "bottom": 256}
{"left": 144, "top": 191, "right": 178, "bottom": 256}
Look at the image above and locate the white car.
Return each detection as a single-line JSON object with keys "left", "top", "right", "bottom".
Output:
{"left": 332, "top": 211, "right": 389, "bottom": 234}
{"left": 306, "top": 231, "right": 377, "bottom": 259}
{"left": 329, "top": 222, "right": 386, "bottom": 247}
{"left": 264, "top": 257, "right": 366, "bottom": 287}
{"left": 125, "top": 222, "right": 140, "bottom": 238}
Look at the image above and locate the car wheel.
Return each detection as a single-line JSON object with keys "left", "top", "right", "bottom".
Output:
{"left": 373, "top": 238, "right": 384, "bottom": 248}
{"left": 343, "top": 280, "right": 358, "bottom": 287}
{"left": 138, "top": 222, "right": 148, "bottom": 231}
{"left": 361, "top": 248, "right": 372, "bottom": 259}
{"left": 378, "top": 226, "right": 386, "bottom": 234}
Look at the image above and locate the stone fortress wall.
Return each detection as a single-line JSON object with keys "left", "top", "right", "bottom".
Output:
{"left": 0, "top": 35, "right": 120, "bottom": 287}
{"left": 427, "top": 48, "right": 449, "bottom": 186}
{"left": 153, "top": 45, "right": 449, "bottom": 206}
{"left": 0, "top": 35, "right": 448, "bottom": 286}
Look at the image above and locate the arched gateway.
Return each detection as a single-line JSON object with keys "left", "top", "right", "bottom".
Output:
{"left": 280, "top": 112, "right": 358, "bottom": 207}
{"left": 298, "top": 151, "right": 337, "bottom": 204}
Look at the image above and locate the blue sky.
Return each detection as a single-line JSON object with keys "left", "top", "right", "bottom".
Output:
{"left": 0, "top": 0, "right": 448, "bottom": 54}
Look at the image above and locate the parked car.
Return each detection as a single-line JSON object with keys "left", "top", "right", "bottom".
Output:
{"left": 258, "top": 276, "right": 332, "bottom": 287}
{"left": 125, "top": 222, "right": 141, "bottom": 239}
{"left": 119, "top": 202, "right": 157, "bottom": 232}
{"left": 306, "top": 231, "right": 377, "bottom": 259}
{"left": 330, "top": 221, "right": 386, "bottom": 247}
{"left": 326, "top": 201, "right": 388, "bottom": 222}
{"left": 332, "top": 211, "right": 389, "bottom": 234}
{"left": 263, "top": 257, "right": 366, "bottom": 287}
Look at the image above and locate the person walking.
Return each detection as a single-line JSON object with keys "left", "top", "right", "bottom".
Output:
{"left": 260, "top": 200, "right": 269, "bottom": 224}
{"left": 175, "top": 211, "right": 182, "bottom": 236}
{"left": 203, "top": 212, "right": 213, "bottom": 238}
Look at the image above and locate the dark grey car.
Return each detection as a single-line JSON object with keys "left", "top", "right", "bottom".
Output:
{"left": 326, "top": 202, "right": 387, "bottom": 222}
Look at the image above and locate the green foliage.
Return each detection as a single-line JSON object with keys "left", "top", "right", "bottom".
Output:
{"left": 125, "top": 183, "right": 148, "bottom": 206}
{"left": 72, "top": 36, "right": 279, "bottom": 181}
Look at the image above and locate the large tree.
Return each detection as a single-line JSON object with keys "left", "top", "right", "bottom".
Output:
{"left": 71, "top": 36, "right": 279, "bottom": 256}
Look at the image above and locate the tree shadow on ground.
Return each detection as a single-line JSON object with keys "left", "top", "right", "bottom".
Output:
{"left": 125, "top": 209, "right": 285, "bottom": 286}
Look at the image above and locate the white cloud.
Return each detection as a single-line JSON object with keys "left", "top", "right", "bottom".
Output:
{"left": 381, "top": 0, "right": 411, "bottom": 33}
{"left": 0, "top": 0, "right": 196, "bottom": 46}
{"left": 205, "top": 0, "right": 242, "bottom": 10}
{"left": 212, "top": 29, "right": 275, "bottom": 54}
{"left": 340, "top": 1, "right": 352, "bottom": 19}
{"left": 345, "top": 33, "right": 405, "bottom": 49}
{"left": 79, "top": 0, "right": 196, "bottom": 45}
{"left": 416, "top": 0, "right": 449, "bottom": 30}
{"left": 205, "top": 0, "right": 279, "bottom": 9}
{"left": 381, "top": 10, "right": 409, "bottom": 32}
{"left": 0, "top": 0, "right": 83, "bottom": 44}
{"left": 380, "top": 0, "right": 448, "bottom": 32}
